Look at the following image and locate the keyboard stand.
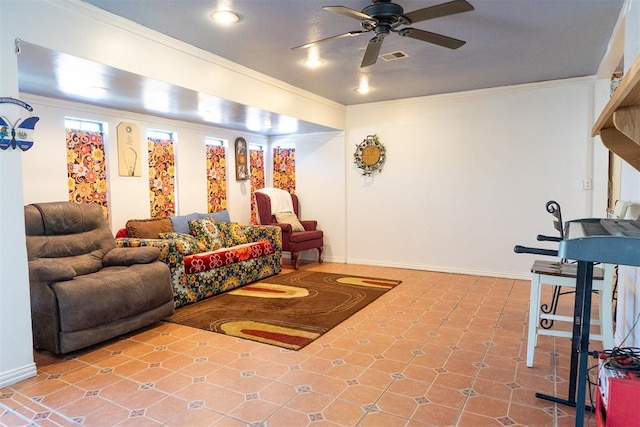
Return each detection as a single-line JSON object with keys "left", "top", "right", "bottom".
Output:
{"left": 533, "top": 260, "right": 593, "bottom": 427}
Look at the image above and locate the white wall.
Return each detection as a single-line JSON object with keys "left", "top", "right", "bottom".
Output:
{"left": 271, "top": 132, "right": 348, "bottom": 264}
{"left": 345, "top": 79, "right": 606, "bottom": 279}
{"left": 0, "top": 2, "right": 37, "bottom": 387}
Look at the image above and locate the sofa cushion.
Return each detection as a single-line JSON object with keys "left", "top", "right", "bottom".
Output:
{"left": 289, "top": 229, "right": 323, "bottom": 243}
{"left": 275, "top": 211, "right": 305, "bottom": 232}
{"left": 184, "top": 241, "right": 275, "bottom": 273}
{"left": 201, "top": 210, "right": 231, "bottom": 224}
{"left": 169, "top": 212, "right": 201, "bottom": 234}
{"left": 159, "top": 232, "right": 200, "bottom": 255}
{"left": 52, "top": 262, "right": 172, "bottom": 333}
{"left": 126, "top": 217, "right": 173, "bottom": 239}
{"left": 169, "top": 211, "right": 231, "bottom": 234}
{"left": 188, "top": 218, "right": 224, "bottom": 252}
{"left": 215, "top": 222, "right": 249, "bottom": 247}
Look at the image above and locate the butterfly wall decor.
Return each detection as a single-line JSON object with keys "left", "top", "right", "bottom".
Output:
{"left": 0, "top": 116, "right": 39, "bottom": 151}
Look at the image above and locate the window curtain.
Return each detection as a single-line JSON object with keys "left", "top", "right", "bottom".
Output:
{"left": 273, "top": 147, "right": 296, "bottom": 194}
{"left": 148, "top": 137, "right": 176, "bottom": 217}
{"left": 66, "top": 129, "right": 109, "bottom": 217}
{"left": 206, "top": 144, "right": 227, "bottom": 213}
{"left": 249, "top": 148, "right": 265, "bottom": 224}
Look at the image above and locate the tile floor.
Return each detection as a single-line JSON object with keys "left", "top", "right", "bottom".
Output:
{"left": 0, "top": 262, "right": 603, "bottom": 426}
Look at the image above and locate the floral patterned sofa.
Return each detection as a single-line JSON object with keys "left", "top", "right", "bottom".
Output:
{"left": 116, "top": 212, "right": 282, "bottom": 308}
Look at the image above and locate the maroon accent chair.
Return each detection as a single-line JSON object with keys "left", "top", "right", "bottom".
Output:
{"left": 255, "top": 192, "right": 323, "bottom": 270}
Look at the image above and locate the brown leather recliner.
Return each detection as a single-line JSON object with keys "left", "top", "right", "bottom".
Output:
{"left": 255, "top": 191, "right": 323, "bottom": 270}
{"left": 25, "top": 201, "right": 174, "bottom": 354}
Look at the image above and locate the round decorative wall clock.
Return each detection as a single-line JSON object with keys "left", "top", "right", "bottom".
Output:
{"left": 353, "top": 134, "right": 386, "bottom": 176}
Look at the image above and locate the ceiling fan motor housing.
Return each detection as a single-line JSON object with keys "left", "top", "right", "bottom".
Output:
{"left": 362, "top": 1, "right": 405, "bottom": 22}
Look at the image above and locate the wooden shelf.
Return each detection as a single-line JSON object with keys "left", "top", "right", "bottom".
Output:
{"left": 592, "top": 54, "right": 640, "bottom": 171}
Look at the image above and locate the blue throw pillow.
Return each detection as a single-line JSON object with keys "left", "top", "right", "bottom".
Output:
{"left": 169, "top": 212, "right": 201, "bottom": 234}
{"left": 200, "top": 210, "right": 231, "bottom": 224}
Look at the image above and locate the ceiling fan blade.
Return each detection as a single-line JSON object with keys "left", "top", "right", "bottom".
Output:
{"left": 361, "top": 36, "right": 384, "bottom": 67}
{"left": 323, "top": 6, "right": 373, "bottom": 21}
{"left": 404, "top": 0, "right": 474, "bottom": 24}
{"left": 399, "top": 28, "right": 466, "bottom": 49}
{"left": 292, "top": 31, "right": 368, "bottom": 50}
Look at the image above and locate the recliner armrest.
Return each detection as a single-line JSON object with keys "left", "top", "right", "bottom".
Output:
{"left": 29, "top": 258, "right": 76, "bottom": 282}
{"left": 103, "top": 247, "right": 161, "bottom": 266}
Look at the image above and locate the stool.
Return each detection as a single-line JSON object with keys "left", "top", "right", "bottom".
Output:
{"left": 526, "top": 260, "right": 615, "bottom": 367}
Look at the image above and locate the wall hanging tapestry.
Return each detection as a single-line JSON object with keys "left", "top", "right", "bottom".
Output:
{"left": 354, "top": 134, "right": 386, "bottom": 176}
{"left": 273, "top": 147, "right": 296, "bottom": 194}
{"left": 206, "top": 144, "right": 227, "bottom": 213}
{"left": 148, "top": 137, "right": 176, "bottom": 217}
{"left": 249, "top": 147, "right": 265, "bottom": 224}
{"left": 166, "top": 270, "right": 402, "bottom": 350}
{"left": 66, "top": 128, "right": 109, "bottom": 218}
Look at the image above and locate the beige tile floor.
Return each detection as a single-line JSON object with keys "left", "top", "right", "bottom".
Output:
{"left": 0, "top": 261, "right": 603, "bottom": 426}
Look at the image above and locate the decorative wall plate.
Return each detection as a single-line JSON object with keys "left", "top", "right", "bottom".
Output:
{"left": 235, "top": 137, "right": 249, "bottom": 180}
{"left": 354, "top": 134, "right": 386, "bottom": 176}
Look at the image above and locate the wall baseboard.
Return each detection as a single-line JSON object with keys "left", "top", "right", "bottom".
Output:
{"left": 0, "top": 363, "right": 37, "bottom": 389}
{"left": 344, "top": 257, "right": 531, "bottom": 281}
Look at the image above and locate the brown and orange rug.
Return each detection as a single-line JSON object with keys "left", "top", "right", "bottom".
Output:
{"left": 165, "top": 271, "right": 402, "bottom": 350}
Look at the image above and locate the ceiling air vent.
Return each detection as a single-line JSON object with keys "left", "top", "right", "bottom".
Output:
{"left": 380, "top": 51, "right": 409, "bottom": 62}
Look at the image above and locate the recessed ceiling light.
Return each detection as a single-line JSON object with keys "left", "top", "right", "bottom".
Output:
{"left": 210, "top": 9, "right": 239, "bottom": 25}
{"left": 355, "top": 83, "right": 370, "bottom": 94}
{"left": 303, "top": 58, "right": 324, "bottom": 68}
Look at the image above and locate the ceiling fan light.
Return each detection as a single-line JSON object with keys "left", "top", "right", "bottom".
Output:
{"left": 355, "top": 85, "right": 370, "bottom": 94}
{"left": 210, "top": 9, "right": 240, "bottom": 25}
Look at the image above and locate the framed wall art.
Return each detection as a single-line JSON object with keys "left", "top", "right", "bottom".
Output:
{"left": 116, "top": 121, "right": 141, "bottom": 176}
{"left": 235, "top": 137, "right": 250, "bottom": 180}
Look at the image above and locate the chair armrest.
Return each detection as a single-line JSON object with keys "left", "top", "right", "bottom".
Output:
{"left": 274, "top": 222, "right": 293, "bottom": 234}
{"left": 300, "top": 220, "right": 317, "bottom": 231}
{"left": 29, "top": 258, "right": 75, "bottom": 282}
{"left": 103, "top": 247, "right": 161, "bottom": 266}
{"left": 242, "top": 225, "right": 283, "bottom": 251}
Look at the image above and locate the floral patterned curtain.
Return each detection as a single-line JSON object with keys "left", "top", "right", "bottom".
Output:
{"left": 148, "top": 137, "right": 176, "bottom": 217}
{"left": 273, "top": 147, "right": 295, "bottom": 194}
{"left": 66, "top": 129, "right": 109, "bottom": 217}
{"left": 249, "top": 148, "right": 265, "bottom": 224}
{"left": 206, "top": 144, "right": 227, "bottom": 213}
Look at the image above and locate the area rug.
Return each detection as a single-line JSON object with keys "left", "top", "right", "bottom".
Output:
{"left": 165, "top": 271, "right": 402, "bottom": 350}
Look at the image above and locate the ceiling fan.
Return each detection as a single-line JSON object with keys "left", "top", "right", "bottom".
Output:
{"left": 292, "top": 0, "right": 474, "bottom": 68}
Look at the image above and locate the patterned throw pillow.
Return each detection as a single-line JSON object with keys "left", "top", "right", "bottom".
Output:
{"left": 187, "top": 218, "right": 224, "bottom": 252}
{"left": 159, "top": 232, "right": 200, "bottom": 254}
{"left": 274, "top": 211, "right": 305, "bottom": 232}
{"left": 215, "top": 222, "right": 249, "bottom": 247}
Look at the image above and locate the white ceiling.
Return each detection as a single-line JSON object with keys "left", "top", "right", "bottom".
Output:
{"left": 16, "top": 0, "right": 625, "bottom": 136}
